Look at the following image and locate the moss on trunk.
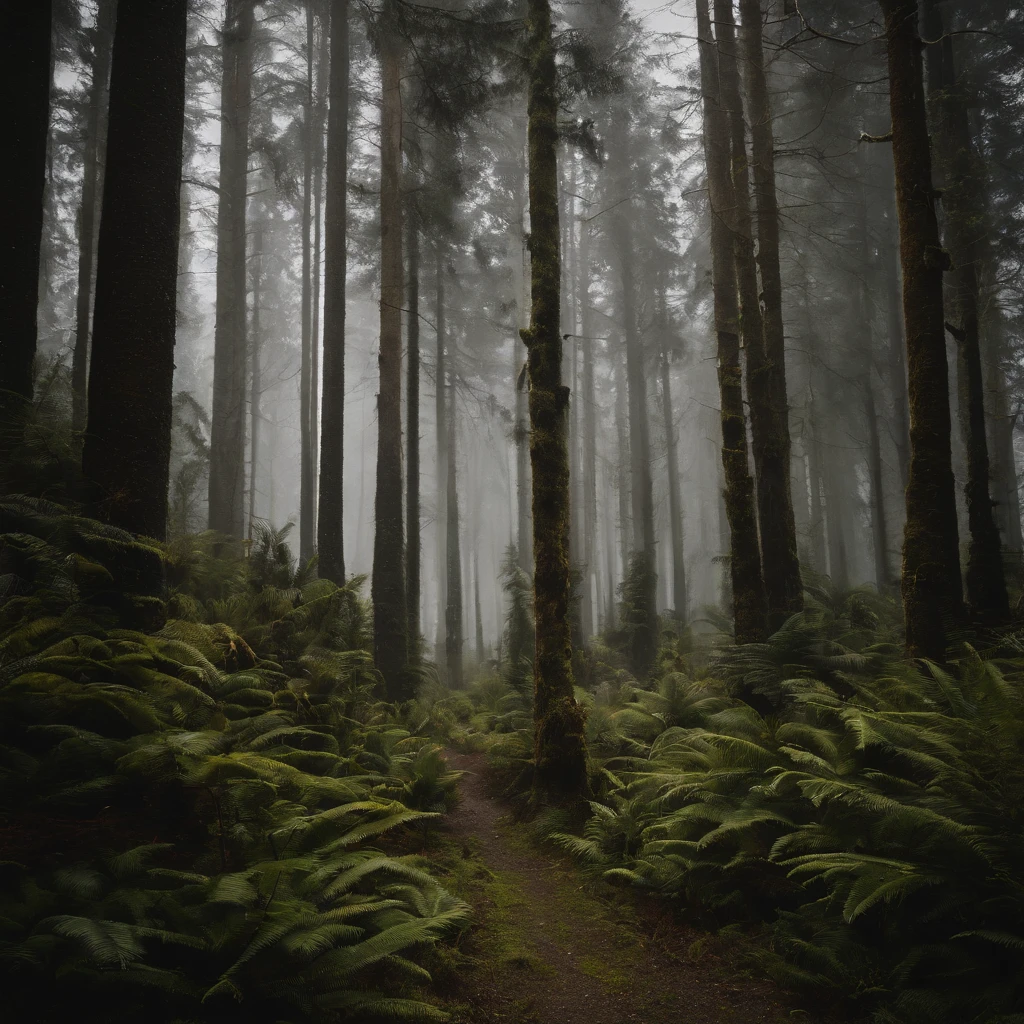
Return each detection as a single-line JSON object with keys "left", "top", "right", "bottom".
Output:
{"left": 523, "top": 0, "right": 589, "bottom": 804}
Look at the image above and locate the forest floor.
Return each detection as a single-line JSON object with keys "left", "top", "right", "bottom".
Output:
{"left": 418, "top": 749, "right": 842, "bottom": 1024}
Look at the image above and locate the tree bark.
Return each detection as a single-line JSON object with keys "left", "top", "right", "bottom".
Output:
{"left": 523, "top": 0, "right": 589, "bottom": 803}
{"left": 579, "top": 203, "right": 597, "bottom": 640}
{"left": 660, "top": 330, "right": 687, "bottom": 621}
{"left": 737, "top": 0, "right": 802, "bottom": 628}
{"left": 696, "top": 0, "right": 768, "bottom": 643}
{"left": 923, "top": 0, "right": 1008, "bottom": 622}
{"left": 0, "top": 0, "right": 52, "bottom": 434}
{"left": 445, "top": 342, "right": 463, "bottom": 689}
{"left": 208, "top": 0, "right": 254, "bottom": 539}
{"left": 299, "top": 1, "right": 316, "bottom": 562}
{"left": 317, "top": 0, "right": 348, "bottom": 585}
{"left": 878, "top": 0, "right": 963, "bottom": 659}
{"left": 248, "top": 215, "right": 263, "bottom": 531}
{"left": 372, "top": 19, "right": 408, "bottom": 695}
{"left": 435, "top": 256, "right": 449, "bottom": 668}
{"left": 405, "top": 188, "right": 421, "bottom": 656}
{"left": 82, "top": 0, "right": 187, "bottom": 541}
{"left": 311, "top": 10, "right": 327, "bottom": 542}
{"left": 72, "top": 0, "right": 116, "bottom": 434}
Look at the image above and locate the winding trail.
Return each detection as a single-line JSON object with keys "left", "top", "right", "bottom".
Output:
{"left": 437, "top": 749, "right": 825, "bottom": 1024}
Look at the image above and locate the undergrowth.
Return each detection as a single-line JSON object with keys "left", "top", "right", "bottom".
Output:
{"left": 435, "top": 575, "right": 1024, "bottom": 1024}
{"left": 0, "top": 495, "right": 465, "bottom": 1023}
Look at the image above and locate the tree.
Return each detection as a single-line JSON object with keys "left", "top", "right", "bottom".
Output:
{"left": 736, "top": 0, "right": 802, "bottom": 628}
{"left": 371, "top": 13, "right": 409, "bottom": 695}
{"left": 0, "top": 1, "right": 52, "bottom": 442}
{"left": 299, "top": 0, "right": 317, "bottom": 563}
{"left": 71, "top": 0, "right": 116, "bottom": 434}
{"left": 82, "top": 0, "right": 188, "bottom": 540}
{"left": 695, "top": 0, "right": 768, "bottom": 643}
{"left": 878, "top": 0, "right": 963, "bottom": 658}
{"left": 208, "top": 0, "right": 255, "bottom": 539}
{"left": 317, "top": 0, "right": 348, "bottom": 585}
{"left": 522, "top": 0, "right": 589, "bottom": 802}
{"left": 405, "top": 161, "right": 422, "bottom": 656}
{"left": 923, "top": 0, "right": 1008, "bottom": 623}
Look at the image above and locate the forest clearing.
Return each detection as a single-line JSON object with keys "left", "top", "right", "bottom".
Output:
{"left": 2, "top": 0, "right": 1024, "bottom": 1023}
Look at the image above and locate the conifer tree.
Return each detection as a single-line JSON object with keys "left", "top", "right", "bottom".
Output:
{"left": 82, "top": 0, "right": 188, "bottom": 540}
{"left": 522, "top": 0, "right": 589, "bottom": 802}
{"left": 0, "top": 1, "right": 52, "bottom": 445}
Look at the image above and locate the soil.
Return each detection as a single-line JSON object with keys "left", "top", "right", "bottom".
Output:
{"left": 433, "top": 748, "right": 838, "bottom": 1024}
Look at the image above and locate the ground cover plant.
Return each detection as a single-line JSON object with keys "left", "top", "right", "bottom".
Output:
{"left": 0, "top": 496, "right": 465, "bottom": 1023}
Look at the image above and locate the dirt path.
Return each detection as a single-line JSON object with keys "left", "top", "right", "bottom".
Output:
{"left": 434, "top": 749, "right": 828, "bottom": 1024}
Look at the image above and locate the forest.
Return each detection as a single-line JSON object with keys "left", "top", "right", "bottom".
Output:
{"left": 1, "top": 0, "right": 1023, "bottom": 1021}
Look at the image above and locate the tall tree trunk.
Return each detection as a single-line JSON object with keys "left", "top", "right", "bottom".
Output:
{"left": 854, "top": 168, "right": 892, "bottom": 588}
{"left": 372, "top": 20, "right": 408, "bottom": 695}
{"left": 737, "top": 0, "right": 802, "bottom": 628}
{"left": 311, "top": 11, "right": 327, "bottom": 542}
{"left": 923, "top": 0, "right": 1008, "bottom": 623}
{"left": 579, "top": 204, "right": 597, "bottom": 640}
{"left": 878, "top": 0, "right": 963, "bottom": 659}
{"left": 660, "top": 332, "right": 687, "bottom": 621}
{"left": 985, "top": 314, "right": 1023, "bottom": 556}
{"left": 318, "top": 0, "right": 348, "bottom": 585}
{"left": 208, "top": 0, "right": 254, "bottom": 539}
{"left": 515, "top": 166, "right": 533, "bottom": 577}
{"left": 82, "top": 0, "right": 187, "bottom": 541}
{"left": 883, "top": 190, "right": 911, "bottom": 495}
{"left": 445, "top": 347, "right": 463, "bottom": 689}
{"left": 475, "top": 551, "right": 485, "bottom": 662}
{"left": 523, "top": 0, "right": 588, "bottom": 803}
{"left": 613, "top": 205, "right": 657, "bottom": 677}
{"left": 435, "top": 257, "right": 449, "bottom": 668}
{"left": 696, "top": 0, "right": 768, "bottom": 643}
{"left": 248, "top": 217, "right": 263, "bottom": 532}
{"left": 614, "top": 344, "right": 630, "bottom": 599}
{"left": 299, "top": 1, "right": 316, "bottom": 562}
{"left": 72, "top": 0, "right": 116, "bottom": 434}
{"left": 0, "top": 0, "right": 52, "bottom": 436}
{"left": 405, "top": 193, "right": 421, "bottom": 656}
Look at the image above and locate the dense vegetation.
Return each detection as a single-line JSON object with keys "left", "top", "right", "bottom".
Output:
{"left": 4, "top": 0, "right": 1024, "bottom": 1022}
{"left": 0, "top": 496, "right": 463, "bottom": 1022}
{"left": 432, "top": 572, "right": 1024, "bottom": 1024}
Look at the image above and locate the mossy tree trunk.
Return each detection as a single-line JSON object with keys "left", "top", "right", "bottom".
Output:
{"left": 208, "top": 0, "right": 254, "bottom": 539}
{"left": 372, "top": 18, "right": 409, "bottom": 695}
{"left": 82, "top": 0, "right": 188, "bottom": 541}
{"left": 71, "top": 0, "right": 116, "bottom": 435}
{"left": 735, "top": 0, "right": 802, "bottom": 629}
{"left": 878, "top": 0, "right": 964, "bottom": 659}
{"left": 0, "top": 1, "right": 52, "bottom": 444}
{"left": 317, "top": 0, "right": 349, "bottom": 585}
{"left": 923, "top": 0, "right": 1008, "bottom": 623}
{"left": 522, "top": 0, "right": 589, "bottom": 803}
{"left": 696, "top": 0, "right": 768, "bottom": 644}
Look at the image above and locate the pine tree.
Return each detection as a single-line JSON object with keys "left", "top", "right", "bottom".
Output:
{"left": 522, "top": 0, "right": 589, "bottom": 802}
{"left": 0, "top": 1, "right": 52, "bottom": 444}
{"left": 317, "top": 0, "right": 348, "bottom": 585}
{"left": 208, "top": 0, "right": 255, "bottom": 539}
{"left": 878, "top": 0, "right": 964, "bottom": 658}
